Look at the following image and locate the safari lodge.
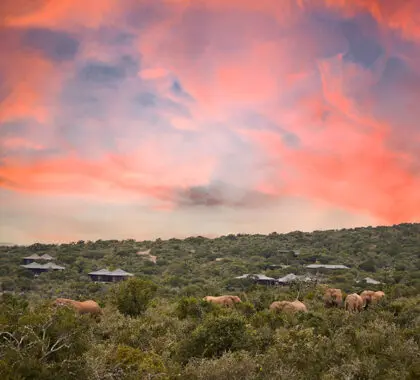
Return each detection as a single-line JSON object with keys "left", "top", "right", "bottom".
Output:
{"left": 88, "top": 268, "right": 134, "bottom": 282}
{"left": 22, "top": 254, "right": 55, "bottom": 265}
{"left": 20, "top": 262, "right": 65, "bottom": 275}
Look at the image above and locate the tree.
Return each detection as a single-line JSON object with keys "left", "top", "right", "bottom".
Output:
{"left": 111, "top": 278, "right": 158, "bottom": 317}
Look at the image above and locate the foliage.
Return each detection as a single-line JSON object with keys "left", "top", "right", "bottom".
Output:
{"left": 1, "top": 223, "right": 420, "bottom": 378}
{"left": 176, "top": 314, "right": 253, "bottom": 362}
{"left": 175, "top": 297, "right": 214, "bottom": 320}
{"left": 111, "top": 277, "right": 158, "bottom": 317}
{"left": 0, "top": 296, "right": 92, "bottom": 379}
{"left": 102, "top": 344, "right": 168, "bottom": 379}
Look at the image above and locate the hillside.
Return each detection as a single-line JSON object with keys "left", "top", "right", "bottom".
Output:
{"left": 1, "top": 223, "right": 419, "bottom": 379}
{"left": 1, "top": 223, "right": 419, "bottom": 297}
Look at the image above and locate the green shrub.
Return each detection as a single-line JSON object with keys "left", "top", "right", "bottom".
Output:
{"left": 175, "top": 297, "right": 214, "bottom": 320}
{"left": 176, "top": 314, "right": 254, "bottom": 362}
{"left": 182, "top": 351, "right": 258, "bottom": 380}
{"left": 112, "top": 345, "right": 168, "bottom": 379}
{"left": 236, "top": 301, "right": 257, "bottom": 317}
{"left": 0, "top": 299, "right": 92, "bottom": 380}
{"left": 250, "top": 310, "right": 285, "bottom": 330}
{"left": 111, "top": 278, "right": 158, "bottom": 317}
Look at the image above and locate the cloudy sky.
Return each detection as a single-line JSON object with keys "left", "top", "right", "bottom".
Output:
{"left": 0, "top": 0, "right": 419, "bottom": 244}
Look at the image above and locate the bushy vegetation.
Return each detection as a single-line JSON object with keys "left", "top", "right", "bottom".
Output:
{"left": 1, "top": 223, "right": 420, "bottom": 379}
{"left": 111, "top": 278, "right": 158, "bottom": 317}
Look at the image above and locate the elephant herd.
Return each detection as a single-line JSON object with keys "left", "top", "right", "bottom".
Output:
{"left": 324, "top": 288, "right": 386, "bottom": 312}
{"left": 51, "top": 288, "right": 385, "bottom": 319}
{"left": 203, "top": 288, "right": 386, "bottom": 314}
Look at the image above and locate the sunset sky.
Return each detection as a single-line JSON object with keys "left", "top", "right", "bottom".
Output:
{"left": 1, "top": 0, "right": 419, "bottom": 244}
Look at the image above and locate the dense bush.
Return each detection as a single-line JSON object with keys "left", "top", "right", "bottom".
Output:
{"left": 175, "top": 297, "right": 214, "bottom": 320}
{"left": 1, "top": 286, "right": 420, "bottom": 379}
{"left": 0, "top": 295, "right": 92, "bottom": 379}
{"left": 176, "top": 314, "right": 253, "bottom": 362}
{"left": 1, "top": 223, "right": 420, "bottom": 378}
{"left": 111, "top": 277, "right": 158, "bottom": 317}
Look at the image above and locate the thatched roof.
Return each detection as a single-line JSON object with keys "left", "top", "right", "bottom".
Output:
{"left": 88, "top": 268, "right": 133, "bottom": 277}
{"left": 21, "top": 262, "right": 45, "bottom": 269}
{"left": 88, "top": 269, "right": 111, "bottom": 275}
{"left": 111, "top": 269, "right": 134, "bottom": 277}
{"left": 235, "top": 274, "right": 276, "bottom": 281}
{"left": 21, "top": 262, "right": 64, "bottom": 270}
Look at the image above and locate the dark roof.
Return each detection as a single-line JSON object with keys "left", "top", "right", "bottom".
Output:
{"left": 236, "top": 273, "right": 314, "bottom": 284}
{"left": 88, "top": 268, "right": 133, "bottom": 277}
{"left": 88, "top": 269, "right": 112, "bottom": 276}
{"left": 21, "top": 262, "right": 64, "bottom": 270}
{"left": 21, "top": 262, "right": 45, "bottom": 269}
{"left": 111, "top": 269, "right": 134, "bottom": 276}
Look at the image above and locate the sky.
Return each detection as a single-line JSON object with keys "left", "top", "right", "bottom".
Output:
{"left": 0, "top": 0, "right": 419, "bottom": 244}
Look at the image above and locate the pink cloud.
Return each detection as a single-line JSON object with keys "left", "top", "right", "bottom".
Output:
{"left": 245, "top": 52, "right": 420, "bottom": 223}
{"left": 139, "top": 67, "right": 170, "bottom": 80}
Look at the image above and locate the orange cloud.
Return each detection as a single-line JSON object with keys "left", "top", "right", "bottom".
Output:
{"left": 0, "top": 135, "right": 218, "bottom": 207}
{"left": 0, "top": 52, "right": 55, "bottom": 123}
{"left": 4, "top": 0, "right": 119, "bottom": 29}
{"left": 249, "top": 123, "right": 420, "bottom": 224}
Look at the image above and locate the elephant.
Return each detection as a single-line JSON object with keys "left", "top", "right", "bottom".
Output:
{"left": 373, "top": 291, "right": 385, "bottom": 301}
{"left": 360, "top": 290, "right": 375, "bottom": 308}
{"left": 53, "top": 298, "right": 103, "bottom": 318}
{"left": 344, "top": 293, "right": 363, "bottom": 312}
{"left": 203, "top": 295, "right": 242, "bottom": 307}
{"left": 269, "top": 300, "right": 308, "bottom": 314}
{"left": 360, "top": 290, "right": 385, "bottom": 308}
{"left": 323, "top": 288, "right": 343, "bottom": 308}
